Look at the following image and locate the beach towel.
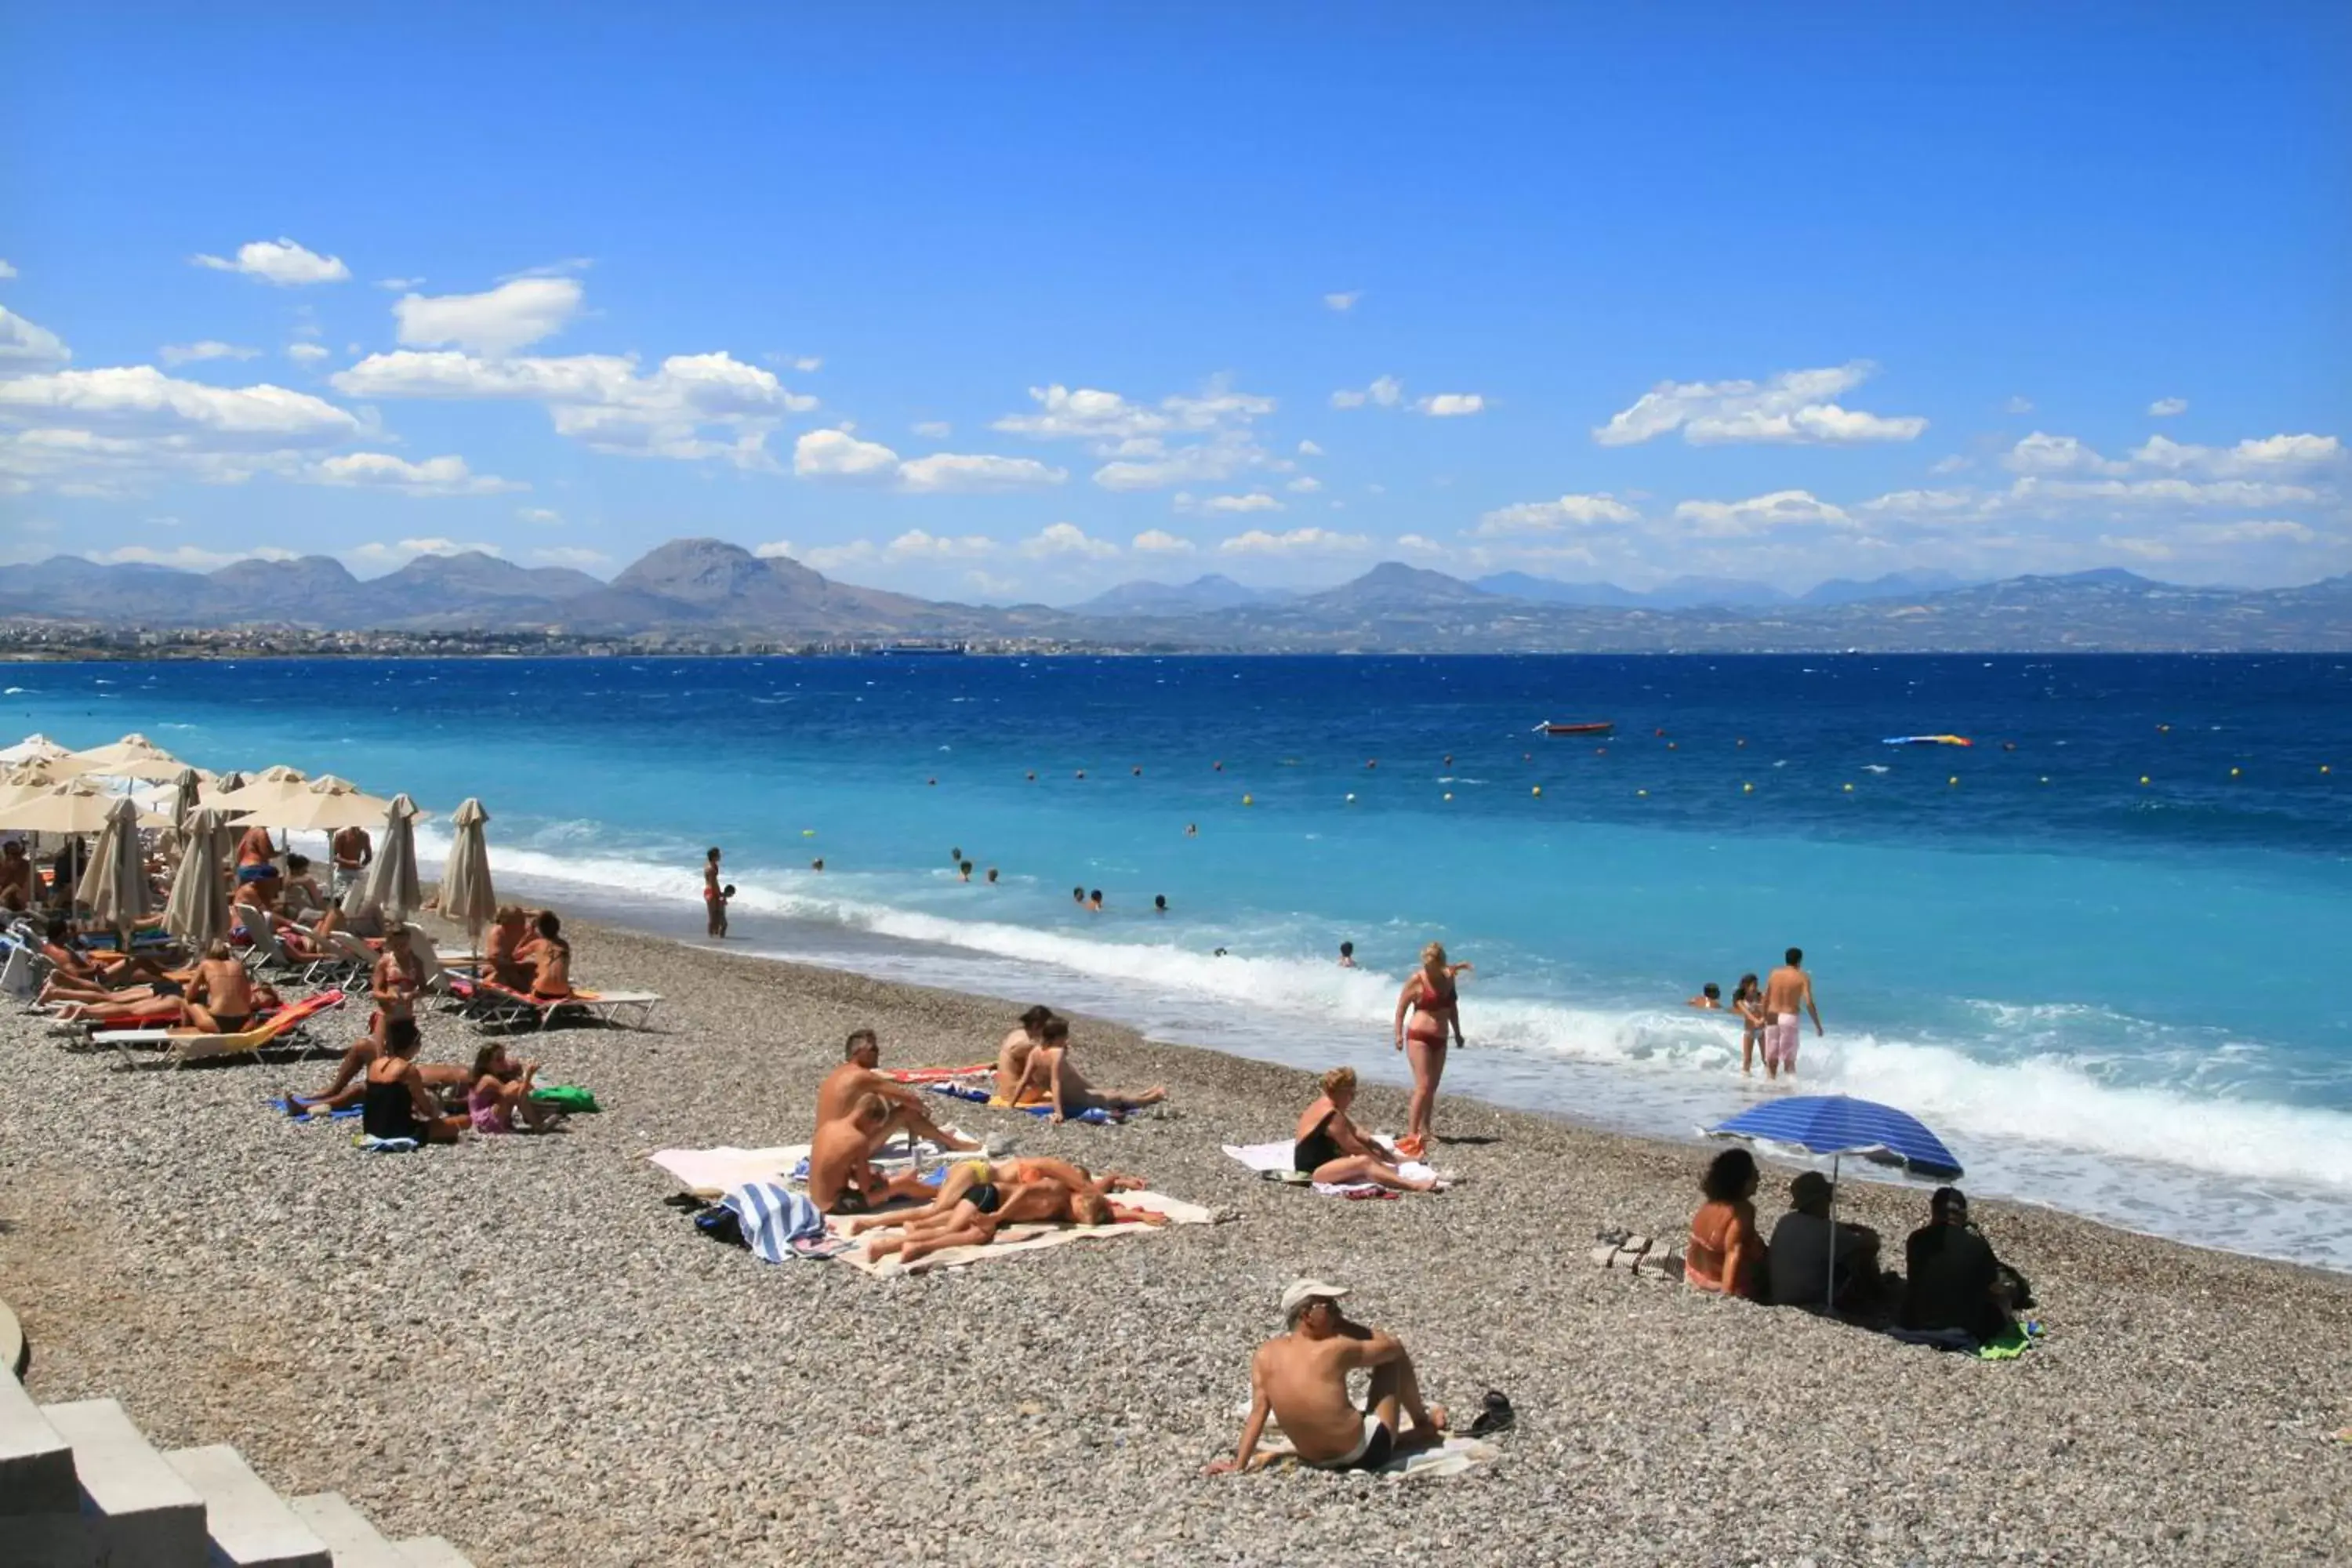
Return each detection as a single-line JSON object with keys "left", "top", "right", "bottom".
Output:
{"left": 650, "top": 1133, "right": 971, "bottom": 1199}
{"left": 884, "top": 1064, "right": 993, "bottom": 1083}
{"left": 1886, "top": 1320, "right": 2043, "bottom": 1359}
{"left": 721, "top": 1181, "right": 831, "bottom": 1262}
{"left": 530, "top": 1083, "right": 600, "bottom": 1112}
{"left": 1247, "top": 1431, "right": 1503, "bottom": 1479}
{"left": 832, "top": 1188, "right": 1216, "bottom": 1278}
{"left": 271, "top": 1096, "right": 361, "bottom": 1120}
{"left": 354, "top": 1134, "right": 418, "bottom": 1153}
{"left": 1221, "top": 1138, "right": 1438, "bottom": 1196}
{"left": 925, "top": 1081, "right": 1124, "bottom": 1124}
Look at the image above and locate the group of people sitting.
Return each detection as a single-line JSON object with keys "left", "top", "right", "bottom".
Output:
{"left": 285, "top": 1017, "right": 563, "bottom": 1144}
{"left": 1687, "top": 1147, "right": 2029, "bottom": 1342}
{"left": 801, "top": 1023, "right": 1166, "bottom": 1263}
{"left": 992, "top": 1004, "right": 1167, "bottom": 1122}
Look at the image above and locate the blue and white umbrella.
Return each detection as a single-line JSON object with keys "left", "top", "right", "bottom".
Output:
{"left": 1707, "top": 1094, "right": 1964, "bottom": 1308}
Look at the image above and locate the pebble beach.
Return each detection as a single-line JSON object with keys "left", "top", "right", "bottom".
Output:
{"left": 5, "top": 916, "right": 2350, "bottom": 1568}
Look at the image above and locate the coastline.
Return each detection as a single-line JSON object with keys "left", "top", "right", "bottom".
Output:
{"left": 5, "top": 915, "right": 2350, "bottom": 1566}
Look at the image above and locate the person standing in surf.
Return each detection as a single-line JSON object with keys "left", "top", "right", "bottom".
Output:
{"left": 1393, "top": 942, "right": 1470, "bottom": 1157}
{"left": 1761, "top": 947, "right": 1823, "bottom": 1080}
{"left": 703, "top": 847, "right": 724, "bottom": 938}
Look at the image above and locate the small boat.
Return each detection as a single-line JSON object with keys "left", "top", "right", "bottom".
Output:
{"left": 1882, "top": 734, "right": 1973, "bottom": 747}
{"left": 1535, "top": 720, "right": 1616, "bottom": 735}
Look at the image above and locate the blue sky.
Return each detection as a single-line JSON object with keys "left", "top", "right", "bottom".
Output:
{"left": 3, "top": 4, "right": 2347, "bottom": 598}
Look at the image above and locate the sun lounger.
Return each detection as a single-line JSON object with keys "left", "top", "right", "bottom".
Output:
{"left": 460, "top": 973, "right": 661, "bottom": 1031}
{"left": 230, "top": 903, "right": 305, "bottom": 976}
{"left": 91, "top": 989, "right": 347, "bottom": 1070}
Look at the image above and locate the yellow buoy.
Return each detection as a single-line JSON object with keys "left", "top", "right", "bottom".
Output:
{"left": 1242, "top": 793, "right": 1254, "bottom": 805}
{"left": 1345, "top": 792, "right": 1356, "bottom": 802}
{"left": 1842, "top": 782, "right": 1853, "bottom": 793}
{"left": 1741, "top": 782, "right": 1753, "bottom": 793}
{"left": 1636, "top": 788, "right": 1648, "bottom": 797}
{"left": 802, "top": 829, "right": 816, "bottom": 837}
{"left": 1948, "top": 775, "right": 1959, "bottom": 786}
{"left": 1531, "top": 786, "right": 1542, "bottom": 797}
{"left": 2139, "top": 775, "right": 2150, "bottom": 786}
{"left": 2039, "top": 775, "right": 2049, "bottom": 785}
{"left": 1443, "top": 791, "right": 1454, "bottom": 801}
{"left": 2230, "top": 767, "right": 2241, "bottom": 778}
{"left": 2324, "top": 765, "right": 2333, "bottom": 775}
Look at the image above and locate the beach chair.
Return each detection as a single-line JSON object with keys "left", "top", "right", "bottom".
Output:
{"left": 309, "top": 928, "right": 379, "bottom": 989}
{"left": 90, "top": 989, "right": 347, "bottom": 1071}
{"left": 231, "top": 902, "right": 305, "bottom": 976}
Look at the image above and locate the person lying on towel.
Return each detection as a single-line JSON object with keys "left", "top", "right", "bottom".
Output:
{"left": 818, "top": 1028, "right": 982, "bottom": 1155}
{"left": 1008, "top": 1017, "right": 1167, "bottom": 1123}
{"left": 839, "top": 1155, "right": 1149, "bottom": 1238}
{"left": 808, "top": 1095, "right": 946, "bottom": 1214}
{"left": 1207, "top": 1280, "right": 1447, "bottom": 1475}
{"left": 858, "top": 1176, "right": 1168, "bottom": 1267}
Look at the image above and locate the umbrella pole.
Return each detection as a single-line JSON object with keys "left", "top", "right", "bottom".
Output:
{"left": 1825, "top": 1152, "right": 1841, "bottom": 1314}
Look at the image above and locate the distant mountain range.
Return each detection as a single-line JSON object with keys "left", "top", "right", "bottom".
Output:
{"left": 3, "top": 539, "right": 2346, "bottom": 652}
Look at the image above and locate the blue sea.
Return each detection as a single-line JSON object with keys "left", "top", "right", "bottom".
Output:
{"left": 10, "top": 654, "right": 2350, "bottom": 1266}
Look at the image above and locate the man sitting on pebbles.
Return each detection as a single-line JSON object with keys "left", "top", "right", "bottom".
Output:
{"left": 818, "top": 1028, "right": 982, "bottom": 1156}
{"left": 808, "top": 1094, "right": 947, "bottom": 1214}
{"left": 1207, "top": 1280, "right": 1446, "bottom": 1475}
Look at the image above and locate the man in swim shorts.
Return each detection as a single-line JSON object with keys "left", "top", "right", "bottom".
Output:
{"left": 815, "top": 1029, "right": 979, "bottom": 1153}
{"left": 1207, "top": 1280, "right": 1446, "bottom": 1475}
{"left": 1761, "top": 946, "right": 1824, "bottom": 1081}
{"left": 807, "top": 1095, "right": 940, "bottom": 1214}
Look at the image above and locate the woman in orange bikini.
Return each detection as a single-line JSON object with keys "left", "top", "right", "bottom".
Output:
{"left": 1392, "top": 942, "right": 1470, "bottom": 1157}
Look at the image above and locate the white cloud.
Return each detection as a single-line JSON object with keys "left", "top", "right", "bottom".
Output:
{"left": 886, "top": 529, "right": 997, "bottom": 561}
{"left": 1218, "top": 527, "right": 1371, "bottom": 556}
{"left": 158, "top": 341, "right": 260, "bottom": 367}
{"left": 1396, "top": 533, "right": 1443, "bottom": 553}
{"left": 1297, "top": 439, "right": 1323, "bottom": 457}
{"left": 1131, "top": 529, "right": 1196, "bottom": 554}
{"left": 2176, "top": 519, "right": 2316, "bottom": 546}
{"left": 792, "top": 356, "right": 822, "bottom": 372}
{"left": 800, "top": 539, "right": 876, "bottom": 571}
{"left": 1929, "top": 455, "right": 1970, "bottom": 475}
{"left": 753, "top": 540, "right": 795, "bottom": 559}
{"left": 0, "top": 260, "right": 16, "bottom": 280}
{"left": 517, "top": 506, "right": 561, "bottom": 524}
{"left": 191, "top": 238, "right": 350, "bottom": 286}
{"left": 794, "top": 427, "right": 900, "bottom": 480}
{"left": 1856, "top": 488, "right": 1978, "bottom": 519}
{"left": 1474, "top": 493, "right": 1640, "bottom": 535}
{"left": 0, "top": 307, "right": 71, "bottom": 368}
{"left": 2003, "top": 431, "right": 2127, "bottom": 476}
{"left": 1416, "top": 393, "right": 1485, "bottom": 417}
{"left": 1022, "top": 522, "right": 1119, "bottom": 560}
{"left": 307, "top": 452, "right": 525, "bottom": 496}
{"left": 994, "top": 379, "right": 1279, "bottom": 492}
{"left": 1203, "top": 492, "right": 1283, "bottom": 514}
{"left": 1323, "top": 291, "right": 1363, "bottom": 312}
{"left": 0, "top": 366, "right": 361, "bottom": 446}
{"left": 285, "top": 343, "right": 330, "bottom": 365}
{"left": 2148, "top": 397, "right": 2190, "bottom": 418}
{"left": 2129, "top": 432, "right": 2342, "bottom": 476}
{"left": 376, "top": 276, "right": 424, "bottom": 291}
{"left": 336, "top": 347, "right": 811, "bottom": 464}
{"left": 896, "top": 452, "right": 1067, "bottom": 493}
{"left": 1286, "top": 475, "right": 1323, "bottom": 494}
{"left": 1330, "top": 375, "right": 1403, "bottom": 410}
{"left": 1094, "top": 431, "right": 1271, "bottom": 492}
{"left": 531, "top": 546, "right": 611, "bottom": 569}
{"left": 2008, "top": 475, "right": 2321, "bottom": 510}
{"left": 2004, "top": 395, "right": 2035, "bottom": 415}
{"left": 1672, "top": 490, "right": 1856, "bottom": 537}
{"left": 394, "top": 277, "right": 584, "bottom": 355}
{"left": 86, "top": 543, "right": 296, "bottom": 571}
{"left": 343, "top": 538, "right": 505, "bottom": 569}
{"left": 1593, "top": 361, "right": 1926, "bottom": 447}
{"left": 913, "top": 420, "right": 952, "bottom": 437}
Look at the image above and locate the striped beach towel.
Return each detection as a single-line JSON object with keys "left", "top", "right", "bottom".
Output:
{"left": 721, "top": 1181, "right": 837, "bottom": 1262}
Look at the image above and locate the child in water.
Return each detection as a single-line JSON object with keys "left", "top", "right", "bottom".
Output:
{"left": 1730, "top": 974, "right": 1765, "bottom": 1076}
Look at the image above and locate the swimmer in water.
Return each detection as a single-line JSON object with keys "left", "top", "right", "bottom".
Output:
{"left": 1337, "top": 942, "right": 1358, "bottom": 969}
{"left": 959, "top": 860, "right": 973, "bottom": 883}
{"left": 1154, "top": 895, "right": 1167, "bottom": 913}
{"left": 1686, "top": 982, "right": 1722, "bottom": 1011}
{"left": 1088, "top": 889, "right": 1104, "bottom": 913}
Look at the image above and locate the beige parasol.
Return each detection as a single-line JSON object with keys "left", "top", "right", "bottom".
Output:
{"left": 163, "top": 806, "right": 233, "bottom": 952}
{"left": 0, "top": 735, "right": 70, "bottom": 766}
{"left": 440, "top": 797, "right": 498, "bottom": 949}
{"left": 201, "top": 764, "right": 310, "bottom": 811}
{"left": 228, "top": 775, "right": 402, "bottom": 835}
{"left": 343, "top": 793, "right": 423, "bottom": 924}
{"left": 75, "top": 796, "right": 156, "bottom": 931}
{"left": 54, "top": 734, "right": 187, "bottom": 782}
{"left": 0, "top": 782, "right": 172, "bottom": 835}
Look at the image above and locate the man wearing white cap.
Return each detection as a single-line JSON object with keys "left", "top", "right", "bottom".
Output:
{"left": 1205, "top": 1279, "right": 1446, "bottom": 1475}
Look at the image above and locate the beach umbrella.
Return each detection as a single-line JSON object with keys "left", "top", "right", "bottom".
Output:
{"left": 1707, "top": 1094, "right": 1964, "bottom": 1311}
{"left": 343, "top": 792, "right": 423, "bottom": 924}
{"left": 440, "top": 797, "right": 497, "bottom": 952}
{"left": 230, "top": 775, "right": 398, "bottom": 834}
{"left": 0, "top": 735, "right": 69, "bottom": 766}
{"left": 163, "top": 806, "right": 233, "bottom": 952}
{"left": 0, "top": 760, "right": 71, "bottom": 812}
{"left": 74, "top": 796, "right": 155, "bottom": 934}
{"left": 167, "top": 767, "right": 205, "bottom": 833}
{"left": 0, "top": 782, "right": 171, "bottom": 835}
{"left": 54, "top": 734, "right": 183, "bottom": 782}
{"left": 201, "top": 764, "right": 309, "bottom": 811}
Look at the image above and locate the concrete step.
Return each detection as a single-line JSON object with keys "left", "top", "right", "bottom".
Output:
{"left": 162, "top": 1445, "right": 331, "bottom": 1568}
{"left": 391, "top": 1537, "right": 477, "bottom": 1568}
{"left": 0, "top": 1371, "right": 76, "bottom": 1515}
{"left": 42, "top": 1399, "right": 209, "bottom": 1567}
{"left": 288, "top": 1492, "right": 411, "bottom": 1568}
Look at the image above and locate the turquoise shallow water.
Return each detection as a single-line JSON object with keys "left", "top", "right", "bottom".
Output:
{"left": 10, "top": 653, "right": 2350, "bottom": 1265}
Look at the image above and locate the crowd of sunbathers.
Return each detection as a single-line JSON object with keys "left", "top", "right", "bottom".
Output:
{"left": 1686, "top": 1147, "right": 2031, "bottom": 1341}
{"left": 802, "top": 1013, "right": 1176, "bottom": 1265}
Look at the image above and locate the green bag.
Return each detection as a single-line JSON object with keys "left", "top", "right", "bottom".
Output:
{"left": 528, "top": 1083, "right": 601, "bottom": 1112}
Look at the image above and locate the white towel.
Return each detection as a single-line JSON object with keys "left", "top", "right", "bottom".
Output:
{"left": 1220, "top": 1139, "right": 1435, "bottom": 1196}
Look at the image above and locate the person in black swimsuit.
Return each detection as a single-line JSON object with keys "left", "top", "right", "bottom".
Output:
{"left": 361, "top": 1023, "right": 466, "bottom": 1145}
{"left": 1291, "top": 1068, "right": 1440, "bottom": 1192}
